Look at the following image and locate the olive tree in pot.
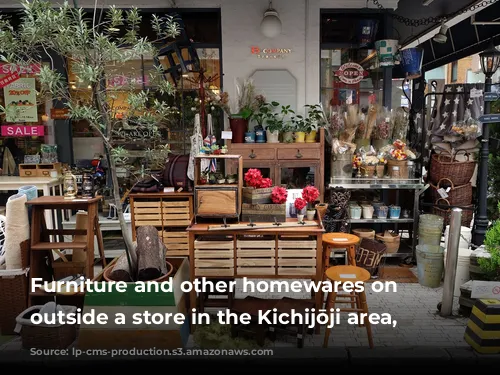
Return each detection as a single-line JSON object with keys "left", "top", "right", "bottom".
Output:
{"left": 0, "top": 0, "right": 180, "bottom": 277}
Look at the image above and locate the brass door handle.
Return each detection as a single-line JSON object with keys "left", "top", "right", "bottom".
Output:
{"left": 249, "top": 150, "right": 256, "bottom": 159}
{"left": 295, "top": 150, "right": 302, "bottom": 158}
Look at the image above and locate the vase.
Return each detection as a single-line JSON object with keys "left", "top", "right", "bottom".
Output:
{"left": 297, "top": 214, "right": 305, "bottom": 223}
{"left": 305, "top": 131, "right": 317, "bottom": 143}
{"left": 282, "top": 131, "right": 294, "bottom": 143}
{"left": 244, "top": 131, "right": 255, "bottom": 143}
{"left": 294, "top": 132, "right": 306, "bottom": 143}
{"left": 306, "top": 209, "right": 316, "bottom": 221}
{"left": 266, "top": 130, "right": 280, "bottom": 143}
{"left": 376, "top": 164, "right": 385, "bottom": 178}
{"left": 255, "top": 129, "right": 266, "bottom": 143}
{"left": 229, "top": 117, "right": 248, "bottom": 143}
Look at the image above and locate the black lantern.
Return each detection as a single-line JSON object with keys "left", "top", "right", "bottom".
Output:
{"left": 480, "top": 41, "right": 500, "bottom": 76}
{"left": 155, "top": 15, "right": 200, "bottom": 86}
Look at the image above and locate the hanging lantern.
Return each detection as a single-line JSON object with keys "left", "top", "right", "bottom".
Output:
{"left": 479, "top": 41, "right": 500, "bottom": 76}
{"left": 399, "top": 48, "right": 424, "bottom": 80}
{"left": 375, "top": 39, "right": 400, "bottom": 67}
{"left": 358, "top": 19, "right": 379, "bottom": 47}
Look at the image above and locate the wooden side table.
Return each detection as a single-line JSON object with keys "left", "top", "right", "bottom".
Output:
{"left": 28, "top": 196, "right": 106, "bottom": 305}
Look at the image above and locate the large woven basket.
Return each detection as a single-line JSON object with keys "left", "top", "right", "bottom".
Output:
{"left": 429, "top": 152, "right": 476, "bottom": 186}
{"left": 432, "top": 198, "right": 474, "bottom": 228}
{"left": 0, "top": 240, "right": 29, "bottom": 335}
{"left": 352, "top": 228, "right": 375, "bottom": 240}
{"left": 430, "top": 178, "right": 473, "bottom": 206}
{"left": 376, "top": 231, "right": 401, "bottom": 254}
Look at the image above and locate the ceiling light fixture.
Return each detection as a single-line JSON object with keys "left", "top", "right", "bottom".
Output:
{"left": 433, "top": 22, "right": 448, "bottom": 44}
{"left": 260, "top": 1, "right": 282, "bottom": 39}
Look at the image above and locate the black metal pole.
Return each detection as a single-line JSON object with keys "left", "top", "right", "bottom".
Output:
{"left": 473, "top": 74, "right": 492, "bottom": 246}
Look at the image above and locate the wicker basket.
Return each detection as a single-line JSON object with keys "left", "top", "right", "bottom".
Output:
{"left": 352, "top": 228, "right": 375, "bottom": 240}
{"left": 376, "top": 231, "right": 401, "bottom": 254}
{"left": 315, "top": 203, "right": 328, "bottom": 222}
{"left": 430, "top": 178, "right": 472, "bottom": 206}
{"left": 432, "top": 198, "right": 474, "bottom": 228}
{"left": 52, "top": 254, "right": 86, "bottom": 281}
{"left": 0, "top": 240, "right": 29, "bottom": 335}
{"left": 429, "top": 152, "right": 476, "bottom": 186}
{"left": 16, "top": 305, "right": 77, "bottom": 349}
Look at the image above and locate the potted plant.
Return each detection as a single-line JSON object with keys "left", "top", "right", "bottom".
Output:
{"left": 211, "top": 144, "right": 221, "bottom": 155}
{"left": 226, "top": 174, "right": 237, "bottom": 184}
{"left": 199, "top": 171, "right": 208, "bottom": 185}
{"left": 200, "top": 146, "right": 211, "bottom": 154}
{"left": 220, "top": 145, "right": 228, "bottom": 154}
{"left": 292, "top": 114, "right": 307, "bottom": 143}
{"left": 243, "top": 169, "right": 274, "bottom": 204}
{"left": 294, "top": 197, "right": 307, "bottom": 223}
{"left": 226, "top": 79, "right": 259, "bottom": 143}
{"left": 215, "top": 173, "right": 226, "bottom": 184}
{"left": 303, "top": 104, "right": 325, "bottom": 143}
{"left": 478, "top": 202, "right": 500, "bottom": 281}
{"left": 265, "top": 113, "right": 283, "bottom": 143}
{"left": 252, "top": 100, "right": 278, "bottom": 143}
{"left": 302, "top": 186, "right": 320, "bottom": 220}
{"left": 208, "top": 173, "right": 217, "bottom": 185}
{"left": 282, "top": 122, "right": 295, "bottom": 143}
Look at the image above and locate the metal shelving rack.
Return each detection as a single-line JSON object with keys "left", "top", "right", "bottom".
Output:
{"left": 328, "top": 177, "right": 429, "bottom": 261}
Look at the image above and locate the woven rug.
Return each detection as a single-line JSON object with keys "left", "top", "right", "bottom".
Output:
{"left": 369, "top": 266, "right": 418, "bottom": 283}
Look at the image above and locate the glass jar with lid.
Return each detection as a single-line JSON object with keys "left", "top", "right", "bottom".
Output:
{"left": 391, "top": 166, "right": 400, "bottom": 179}
{"left": 407, "top": 161, "right": 416, "bottom": 179}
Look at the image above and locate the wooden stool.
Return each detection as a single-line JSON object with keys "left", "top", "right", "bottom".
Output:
{"left": 322, "top": 233, "right": 360, "bottom": 269}
{"left": 230, "top": 296, "right": 275, "bottom": 346}
{"left": 198, "top": 278, "right": 235, "bottom": 313}
{"left": 269, "top": 297, "right": 315, "bottom": 348}
{"left": 323, "top": 265, "right": 373, "bottom": 348}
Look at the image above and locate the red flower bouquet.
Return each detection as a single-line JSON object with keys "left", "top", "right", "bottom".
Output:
{"left": 302, "top": 186, "right": 320, "bottom": 209}
{"left": 294, "top": 197, "right": 307, "bottom": 211}
{"left": 259, "top": 177, "right": 273, "bottom": 189}
{"left": 244, "top": 169, "right": 263, "bottom": 188}
{"left": 271, "top": 186, "right": 288, "bottom": 204}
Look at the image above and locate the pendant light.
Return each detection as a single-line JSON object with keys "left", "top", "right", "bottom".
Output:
{"left": 432, "top": 22, "right": 448, "bottom": 44}
{"left": 260, "top": 1, "right": 282, "bottom": 38}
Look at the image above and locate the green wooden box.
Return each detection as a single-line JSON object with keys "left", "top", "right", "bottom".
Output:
{"left": 241, "top": 203, "right": 286, "bottom": 222}
{"left": 84, "top": 257, "right": 189, "bottom": 307}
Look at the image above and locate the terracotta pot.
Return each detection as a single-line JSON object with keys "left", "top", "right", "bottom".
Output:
{"left": 103, "top": 260, "right": 174, "bottom": 282}
{"left": 294, "top": 132, "right": 306, "bottom": 143}
{"left": 229, "top": 118, "right": 248, "bottom": 143}
{"left": 305, "top": 131, "right": 317, "bottom": 143}
{"left": 266, "top": 130, "right": 280, "bottom": 143}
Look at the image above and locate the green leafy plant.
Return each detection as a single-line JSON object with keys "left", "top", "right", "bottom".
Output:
{"left": 479, "top": 201, "right": 500, "bottom": 280}
{"left": 0, "top": 1, "right": 181, "bottom": 276}
{"left": 228, "top": 79, "right": 259, "bottom": 120}
{"left": 266, "top": 104, "right": 294, "bottom": 133}
{"left": 303, "top": 104, "right": 326, "bottom": 133}
{"left": 252, "top": 101, "right": 279, "bottom": 126}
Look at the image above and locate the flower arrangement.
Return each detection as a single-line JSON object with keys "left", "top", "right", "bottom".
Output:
{"left": 353, "top": 155, "right": 363, "bottom": 169}
{"left": 244, "top": 168, "right": 264, "bottom": 188}
{"left": 302, "top": 186, "right": 320, "bottom": 210}
{"left": 259, "top": 178, "right": 273, "bottom": 188}
{"left": 294, "top": 197, "right": 307, "bottom": 211}
{"left": 271, "top": 186, "right": 288, "bottom": 204}
{"left": 387, "top": 139, "right": 416, "bottom": 161}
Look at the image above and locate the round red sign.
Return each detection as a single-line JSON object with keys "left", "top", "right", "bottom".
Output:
{"left": 334, "top": 62, "right": 369, "bottom": 85}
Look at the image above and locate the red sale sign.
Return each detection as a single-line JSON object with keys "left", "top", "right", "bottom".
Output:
{"left": 0, "top": 71, "right": 20, "bottom": 88}
{"left": 1, "top": 125, "right": 44, "bottom": 137}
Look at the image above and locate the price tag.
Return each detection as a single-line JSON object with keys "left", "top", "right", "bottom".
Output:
{"left": 470, "top": 89, "right": 483, "bottom": 98}
{"left": 446, "top": 187, "right": 451, "bottom": 193}
{"left": 339, "top": 274, "right": 356, "bottom": 279}
{"left": 221, "top": 131, "right": 233, "bottom": 139}
{"left": 332, "top": 238, "right": 348, "bottom": 242}
{"left": 437, "top": 188, "right": 448, "bottom": 199}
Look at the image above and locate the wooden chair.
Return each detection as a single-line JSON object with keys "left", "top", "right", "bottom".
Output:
{"left": 323, "top": 265, "right": 373, "bottom": 348}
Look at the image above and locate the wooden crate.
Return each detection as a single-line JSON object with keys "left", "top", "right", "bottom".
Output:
{"left": 163, "top": 200, "right": 191, "bottom": 226}
{"left": 242, "top": 187, "right": 273, "bottom": 204}
{"left": 133, "top": 200, "right": 162, "bottom": 226}
{"left": 236, "top": 236, "right": 276, "bottom": 276}
{"left": 277, "top": 237, "right": 317, "bottom": 276}
{"left": 160, "top": 231, "right": 189, "bottom": 257}
{"left": 194, "top": 238, "right": 234, "bottom": 277}
{"left": 241, "top": 203, "right": 286, "bottom": 223}
{"left": 19, "top": 164, "right": 37, "bottom": 177}
{"left": 37, "top": 162, "right": 62, "bottom": 177}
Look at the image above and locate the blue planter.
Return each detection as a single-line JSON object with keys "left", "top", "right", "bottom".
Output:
{"left": 244, "top": 131, "right": 256, "bottom": 143}
{"left": 358, "top": 19, "right": 378, "bottom": 47}
{"left": 400, "top": 48, "right": 424, "bottom": 79}
{"left": 255, "top": 130, "right": 266, "bottom": 143}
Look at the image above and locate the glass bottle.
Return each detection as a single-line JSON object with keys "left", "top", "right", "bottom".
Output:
{"left": 391, "top": 166, "right": 400, "bottom": 179}
{"left": 407, "top": 161, "right": 416, "bottom": 179}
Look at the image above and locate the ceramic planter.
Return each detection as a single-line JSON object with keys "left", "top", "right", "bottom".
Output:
{"left": 305, "top": 131, "right": 317, "bottom": 143}
{"left": 266, "top": 130, "right": 280, "bottom": 143}
{"left": 244, "top": 131, "right": 256, "bottom": 143}
{"left": 297, "top": 214, "right": 305, "bottom": 223}
{"left": 294, "top": 132, "right": 306, "bottom": 143}
{"left": 229, "top": 117, "right": 248, "bottom": 143}
{"left": 255, "top": 129, "right": 266, "bottom": 143}
{"left": 217, "top": 179, "right": 226, "bottom": 184}
{"left": 282, "top": 131, "right": 294, "bottom": 143}
{"left": 306, "top": 209, "right": 316, "bottom": 221}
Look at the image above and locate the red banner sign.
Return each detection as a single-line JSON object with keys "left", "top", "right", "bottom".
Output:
{"left": 334, "top": 62, "right": 369, "bottom": 85}
{"left": 0, "top": 71, "right": 20, "bottom": 88}
{"left": 0, "top": 63, "right": 41, "bottom": 75}
{"left": 1, "top": 125, "right": 44, "bottom": 137}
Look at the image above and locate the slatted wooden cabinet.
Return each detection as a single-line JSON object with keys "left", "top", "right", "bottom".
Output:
{"left": 130, "top": 193, "right": 193, "bottom": 257}
{"left": 193, "top": 234, "right": 318, "bottom": 277}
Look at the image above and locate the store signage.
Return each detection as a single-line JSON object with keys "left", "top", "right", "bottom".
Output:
{"left": 471, "top": 281, "right": 500, "bottom": 299}
{"left": 3, "top": 77, "right": 38, "bottom": 122}
{"left": 115, "top": 128, "right": 159, "bottom": 139}
{"left": 1, "top": 125, "right": 44, "bottom": 137}
{"left": 0, "top": 63, "right": 41, "bottom": 75}
{"left": 479, "top": 114, "right": 500, "bottom": 123}
{"left": 0, "top": 71, "right": 20, "bottom": 88}
{"left": 484, "top": 92, "right": 499, "bottom": 102}
{"left": 334, "top": 62, "right": 369, "bottom": 84}
{"left": 250, "top": 46, "right": 292, "bottom": 59}
{"left": 50, "top": 108, "right": 70, "bottom": 120}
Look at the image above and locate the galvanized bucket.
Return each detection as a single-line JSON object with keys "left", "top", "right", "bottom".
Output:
{"left": 331, "top": 152, "right": 353, "bottom": 179}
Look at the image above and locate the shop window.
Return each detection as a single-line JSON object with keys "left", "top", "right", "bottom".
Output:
{"left": 451, "top": 61, "right": 458, "bottom": 82}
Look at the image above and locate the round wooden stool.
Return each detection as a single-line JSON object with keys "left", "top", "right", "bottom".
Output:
{"left": 323, "top": 265, "right": 373, "bottom": 349}
{"left": 322, "top": 233, "right": 360, "bottom": 269}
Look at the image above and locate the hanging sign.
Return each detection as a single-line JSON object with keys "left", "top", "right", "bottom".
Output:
{"left": 250, "top": 46, "right": 292, "bottom": 59}
{"left": 50, "top": 108, "right": 70, "bottom": 120}
{"left": 484, "top": 92, "right": 500, "bottom": 102}
{"left": 0, "top": 71, "right": 20, "bottom": 88}
{"left": 0, "top": 63, "right": 41, "bottom": 75}
{"left": 1, "top": 125, "right": 44, "bottom": 137}
{"left": 3, "top": 78, "right": 38, "bottom": 122}
{"left": 479, "top": 114, "right": 500, "bottom": 123}
{"left": 334, "top": 62, "right": 369, "bottom": 84}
